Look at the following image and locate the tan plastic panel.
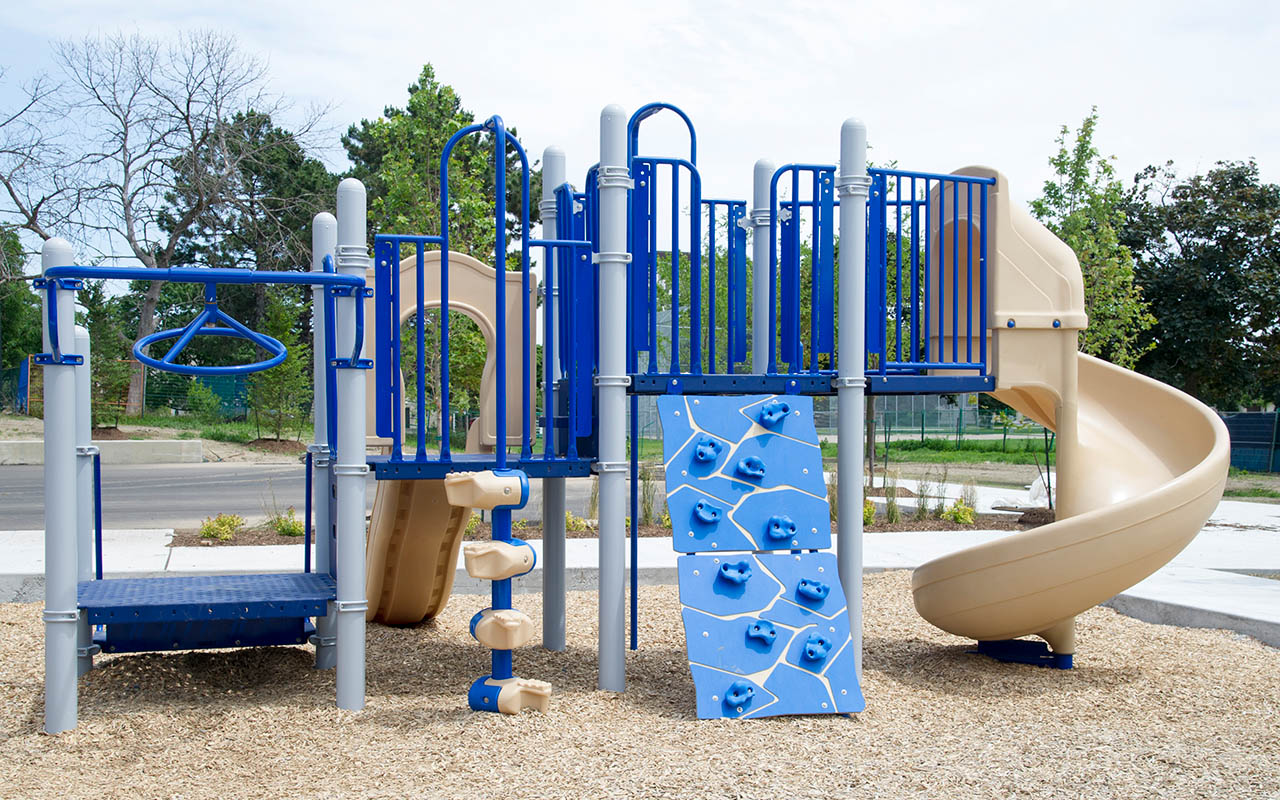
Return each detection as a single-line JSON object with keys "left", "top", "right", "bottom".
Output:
{"left": 444, "top": 470, "right": 524, "bottom": 510}
{"left": 910, "top": 170, "right": 1228, "bottom": 653}
{"left": 472, "top": 608, "right": 536, "bottom": 650}
{"left": 365, "top": 478, "right": 470, "bottom": 625}
{"left": 463, "top": 540, "right": 536, "bottom": 581}
{"left": 363, "top": 249, "right": 534, "bottom": 449}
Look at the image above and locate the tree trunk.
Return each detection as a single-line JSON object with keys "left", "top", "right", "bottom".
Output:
{"left": 125, "top": 279, "right": 166, "bottom": 414}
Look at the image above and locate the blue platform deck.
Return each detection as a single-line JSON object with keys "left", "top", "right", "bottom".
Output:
{"left": 78, "top": 573, "right": 334, "bottom": 624}
{"left": 369, "top": 453, "right": 594, "bottom": 480}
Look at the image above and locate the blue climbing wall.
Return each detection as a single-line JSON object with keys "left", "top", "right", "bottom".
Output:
{"left": 658, "top": 394, "right": 865, "bottom": 719}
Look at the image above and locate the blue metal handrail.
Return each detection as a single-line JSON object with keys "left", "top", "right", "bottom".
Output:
{"left": 700, "top": 199, "right": 748, "bottom": 374}
{"left": 768, "top": 164, "right": 837, "bottom": 375}
{"left": 866, "top": 168, "right": 995, "bottom": 384}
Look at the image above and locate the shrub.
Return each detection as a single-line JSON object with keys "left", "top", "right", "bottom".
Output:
{"left": 200, "top": 513, "right": 245, "bottom": 541}
{"left": 267, "top": 506, "right": 305, "bottom": 537}
{"left": 933, "top": 466, "right": 950, "bottom": 518}
{"left": 659, "top": 509, "right": 672, "bottom": 529}
{"left": 187, "top": 380, "right": 224, "bottom": 424}
{"left": 885, "top": 471, "right": 901, "bottom": 524}
{"left": 827, "top": 473, "right": 838, "bottom": 522}
{"left": 961, "top": 479, "right": 978, "bottom": 512}
{"left": 941, "top": 499, "right": 976, "bottom": 525}
{"left": 640, "top": 468, "right": 660, "bottom": 525}
{"left": 512, "top": 518, "right": 532, "bottom": 532}
{"left": 565, "top": 511, "right": 592, "bottom": 533}
{"left": 914, "top": 471, "right": 934, "bottom": 522}
{"left": 863, "top": 497, "right": 875, "bottom": 527}
{"left": 464, "top": 513, "right": 482, "bottom": 536}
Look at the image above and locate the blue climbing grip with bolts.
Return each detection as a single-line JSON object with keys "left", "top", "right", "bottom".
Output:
{"left": 658, "top": 394, "right": 865, "bottom": 719}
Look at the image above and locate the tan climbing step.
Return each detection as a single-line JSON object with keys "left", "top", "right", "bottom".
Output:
{"left": 444, "top": 470, "right": 527, "bottom": 510}
{"left": 479, "top": 677, "right": 552, "bottom": 715}
{"left": 471, "top": 608, "right": 536, "bottom": 650}
{"left": 463, "top": 540, "right": 536, "bottom": 581}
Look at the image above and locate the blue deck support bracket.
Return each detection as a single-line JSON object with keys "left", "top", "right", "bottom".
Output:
{"left": 972, "top": 639, "right": 1074, "bottom": 670}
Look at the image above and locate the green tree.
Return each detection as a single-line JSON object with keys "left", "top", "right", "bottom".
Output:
{"left": 1030, "top": 108, "right": 1154, "bottom": 368}
{"left": 77, "top": 280, "right": 135, "bottom": 427}
{"left": 0, "top": 227, "right": 39, "bottom": 368}
{"left": 247, "top": 289, "right": 311, "bottom": 440}
{"left": 1125, "top": 160, "right": 1280, "bottom": 408}
{"left": 345, "top": 64, "right": 541, "bottom": 439}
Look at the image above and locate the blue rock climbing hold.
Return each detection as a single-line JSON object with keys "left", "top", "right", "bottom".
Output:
{"left": 765, "top": 514, "right": 797, "bottom": 542}
{"left": 693, "top": 435, "right": 723, "bottom": 464}
{"left": 801, "top": 633, "right": 832, "bottom": 663}
{"left": 718, "top": 560, "right": 752, "bottom": 585}
{"left": 724, "top": 680, "right": 755, "bottom": 711}
{"left": 757, "top": 400, "right": 791, "bottom": 428}
{"left": 746, "top": 618, "right": 777, "bottom": 646}
{"left": 692, "top": 499, "right": 722, "bottom": 525}
{"left": 797, "top": 578, "right": 830, "bottom": 603}
{"left": 735, "top": 455, "right": 766, "bottom": 480}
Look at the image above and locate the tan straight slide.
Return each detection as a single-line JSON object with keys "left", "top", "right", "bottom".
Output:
{"left": 361, "top": 250, "right": 534, "bottom": 626}
{"left": 910, "top": 168, "right": 1230, "bottom": 655}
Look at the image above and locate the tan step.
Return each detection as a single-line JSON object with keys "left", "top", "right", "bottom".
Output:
{"left": 471, "top": 608, "right": 536, "bottom": 650}
{"left": 463, "top": 540, "right": 536, "bottom": 581}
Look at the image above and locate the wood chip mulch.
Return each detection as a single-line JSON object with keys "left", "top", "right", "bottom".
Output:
{"left": 1, "top": 572, "right": 1275, "bottom": 799}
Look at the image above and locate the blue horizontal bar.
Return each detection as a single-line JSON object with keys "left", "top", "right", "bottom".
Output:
{"left": 45, "top": 265, "right": 363, "bottom": 290}
{"left": 865, "top": 374, "right": 996, "bottom": 394}
{"left": 631, "top": 373, "right": 835, "bottom": 395}
{"left": 369, "top": 454, "right": 594, "bottom": 480}
{"left": 870, "top": 168, "right": 996, "bottom": 185}
{"left": 374, "top": 234, "right": 445, "bottom": 245}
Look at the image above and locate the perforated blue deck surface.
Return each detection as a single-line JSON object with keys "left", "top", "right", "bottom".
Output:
{"left": 658, "top": 394, "right": 865, "bottom": 719}
{"left": 78, "top": 573, "right": 335, "bottom": 624}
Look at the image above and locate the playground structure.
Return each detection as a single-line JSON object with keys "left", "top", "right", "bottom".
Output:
{"left": 35, "top": 102, "right": 1229, "bottom": 730}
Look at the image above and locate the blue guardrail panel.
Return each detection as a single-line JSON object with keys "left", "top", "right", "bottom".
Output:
{"left": 657, "top": 394, "right": 865, "bottom": 719}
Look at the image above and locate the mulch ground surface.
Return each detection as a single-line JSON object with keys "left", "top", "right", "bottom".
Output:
{"left": 1, "top": 572, "right": 1275, "bottom": 799}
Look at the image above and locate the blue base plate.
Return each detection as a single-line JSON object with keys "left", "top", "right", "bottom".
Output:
{"left": 971, "top": 639, "right": 1074, "bottom": 669}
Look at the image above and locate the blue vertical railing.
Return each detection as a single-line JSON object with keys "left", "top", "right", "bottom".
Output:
{"left": 865, "top": 168, "right": 993, "bottom": 386}
{"left": 700, "top": 199, "right": 748, "bottom": 374}
{"left": 372, "top": 116, "right": 546, "bottom": 469}
{"left": 767, "top": 164, "right": 837, "bottom": 375}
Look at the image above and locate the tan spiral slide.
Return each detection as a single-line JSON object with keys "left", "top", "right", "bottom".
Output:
{"left": 362, "top": 251, "right": 534, "bottom": 625}
{"left": 910, "top": 168, "right": 1230, "bottom": 655}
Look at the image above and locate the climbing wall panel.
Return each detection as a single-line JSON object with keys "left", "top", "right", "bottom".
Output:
{"left": 657, "top": 394, "right": 865, "bottom": 719}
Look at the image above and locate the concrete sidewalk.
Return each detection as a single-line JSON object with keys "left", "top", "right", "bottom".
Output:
{"left": 3, "top": 519, "right": 1278, "bottom": 647}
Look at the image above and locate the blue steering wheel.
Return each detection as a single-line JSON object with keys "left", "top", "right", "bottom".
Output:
{"left": 132, "top": 284, "right": 288, "bottom": 377}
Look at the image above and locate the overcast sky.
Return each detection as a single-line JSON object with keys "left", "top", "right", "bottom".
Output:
{"left": 2, "top": 0, "right": 1277, "bottom": 231}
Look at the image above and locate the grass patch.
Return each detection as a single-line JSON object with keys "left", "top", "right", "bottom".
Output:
{"left": 818, "top": 436, "right": 1055, "bottom": 465}
{"left": 199, "top": 423, "right": 258, "bottom": 444}
{"left": 1224, "top": 487, "right": 1280, "bottom": 499}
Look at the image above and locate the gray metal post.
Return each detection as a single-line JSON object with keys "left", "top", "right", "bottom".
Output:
{"left": 835, "top": 119, "right": 869, "bottom": 677}
{"left": 334, "top": 179, "right": 369, "bottom": 710}
{"left": 750, "top": 159, "right": 775, "bottom": 374}
{"left": 73, "top": 323, "right": 98, "bottom": 676}
{"left": 42, "top": 237, "right": 79, "bottom": 733}
{"left": 310, "top": 211, "right": 337, "bottom": 670}
{"left": 540, "top": 145, "right": 567, "bottom": 652}
{"left": 595, "top": 105, "right": 630, "bottom": 691}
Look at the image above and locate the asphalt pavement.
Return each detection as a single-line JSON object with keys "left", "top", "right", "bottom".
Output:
{"left": 0, "top": 463, "right": 596, "bottom": 529}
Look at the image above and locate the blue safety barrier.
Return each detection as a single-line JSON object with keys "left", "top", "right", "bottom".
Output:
{"left": 865, "top": 168, "right": 995, "bottom": 394}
